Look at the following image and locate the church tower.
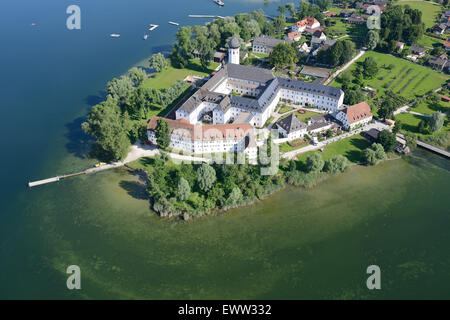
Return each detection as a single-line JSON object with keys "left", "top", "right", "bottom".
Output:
{"left": 228, "top": 36, "right": 240, "bottom": 65}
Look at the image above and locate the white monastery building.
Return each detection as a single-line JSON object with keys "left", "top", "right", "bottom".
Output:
{"left": 175, "top": 37, "right": 344, "bottom": 129}
{"left": 335, "top": 101, "right": 373, "bottom": 130}
{"left": 147, "top": 117, "right": 258, "bottom": 159}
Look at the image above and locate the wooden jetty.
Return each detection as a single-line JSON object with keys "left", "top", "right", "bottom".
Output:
{"left": 188, "top": 15, "right": 225, "bottom": 19}
{"left": 28, "top": 162, "right": 124, "bottom": 188}
{"left": 397, "top": 133, "right": 450, "bottom": 159}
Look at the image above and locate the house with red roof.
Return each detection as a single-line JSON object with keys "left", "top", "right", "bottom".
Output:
{"left": 292, "top": 17, "right": 320, "bottom": 33}
{"left": 334, "top": 102, "right": 373, "bottom": 130}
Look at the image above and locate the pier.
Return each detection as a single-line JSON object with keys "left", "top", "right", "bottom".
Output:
{"left": 28, "top": 162, "right": 124, "bottom": 188}
{"left": 188, "top": 15, "right": 225, "bottom": 19}
{"left": 397, "top": 133, "right": 450, "bottom": 159}
{"left": 148, "top": 24, "right": 159, "bottom": 31}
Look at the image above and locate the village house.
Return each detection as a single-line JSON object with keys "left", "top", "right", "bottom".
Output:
{"left": 311, "top": 30, "right": 327, "bottom": 46}
{"left": 340, "top": 9, "right": 354, "bottom": 18}
{"left": 444, "top": 38, "right": 450, "bottom": 51}
{"left": 348, "top": 14, "right": 366, "bottom": 25}
{"left": 410, "top": 45, "right": 427, "bottom": 58}
{"left": 276, "top": 114, "right": 308, "bottom": 140}
{"left": 252, "top": 35, "right": 289, "bottom": 54}
{"left": 395, "top": 41, "right": 405, "bottom": 51}
{"left": 285, "top": 31, "right": 302, "bottom": 42}
{"left": 334, "top": 101, "right": 373, "bottom": 130}
{"left": 299, "top": 42, "right": 311, "bottom": 54}
{"left": 291, "top": 17, "right": 321, "bottom": 33}
{"left": 428, "top": 53, "right": 448, "bottom": 71}
{"left": 433, "top": 23, "right": 447, "bottom": 35}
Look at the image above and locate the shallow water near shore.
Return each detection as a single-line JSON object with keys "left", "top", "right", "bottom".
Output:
{"left": 2, "top": 150, "right": 450, "bottom": 299}
{"left": 1, "top": 0, "right": 450, "bottom": 299}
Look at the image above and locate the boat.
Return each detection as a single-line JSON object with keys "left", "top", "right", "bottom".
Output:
{"left": 168, "top": 21, "right": 180, "bottom": 26}
{"left": 31, "top": 23, "right": 37, "bottom": 27}
{"left": 148, "top": 24, "right": 159, "bottom": 31}
{"left": 110, "top": 34, "right": 121, "bottom": 38}
{"left": 143, "top": 34, "right": 149, "bottom": 40}
{"left": 94, "top": 162, "right": 107, "bottom": 168}
{"left": 213, "top": 0, "right": 224, "bottom": 6}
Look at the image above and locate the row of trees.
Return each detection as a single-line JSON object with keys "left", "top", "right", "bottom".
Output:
{"left": 317, "top": 40, "right": 356, "bottom": 67}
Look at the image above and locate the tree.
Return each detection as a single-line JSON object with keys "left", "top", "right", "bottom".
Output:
{"left": 377, "top": 130, "right": 397, "bottom": 153}
{"left": 226, "top": 187, "right": 243, "bottom": 206}
{"left": 344, "top": 89, "right": 365, "bottom": 105}
{"left": 324, "top": 155, "right": 349, "bottom": 174}
{"left": 149, "top": 53, "right": 169, "bottom": 72}
{"left": 316, "top": 0, "right": 332, "bottom": 11}
{"left": 156, "top": 118, "right": 170, "bottom": 150}
{"left": 269, "top": 42, "right": 298, "bottom": 68}
{"left": 363, "top": 148, "right": 378, "bottom": 165}
{"left": 82, "top": 99, "right": 131, "bottom": 160}
{"left": 107, "top": 76, "right": 134, "bottom": 104}
{"left": 371, "top": 143, "right": 387, "bottom": 161}
{"left": 305, "top": 153, "right": 324, "bottom": 172}
{"left": 405, "top": 134, "right": 417, "bottom": 151}
{"left": 177, "top": 177, "right": 191, "bottom": 201}
{"left": 277, "top": 5, "right": 286, "bottom": 17}
{"left": 286, "top": 3, "right": 296, "bottom": 18}
{"left": 429, "top": 112, "right": 445, "bottom": 132}
{"left": 197, "top": 163, "right": 216, "bottom": 192}
{"left": 273, "top": 15, "right": 286, "bottom": 35}
{"left": 128, "top": 67, "right": 147, "bottom": 86}
{"left": 392, "top": 119, "right": 402, "bottom": 134}
{"left": 418, "top": 119, "right": 428, "bottom": 134}
{"left": 361, "top": 57, "right": 378, "bottom": 79}
{"left": 365, "top": 30, "right": 380, "bottom": 50}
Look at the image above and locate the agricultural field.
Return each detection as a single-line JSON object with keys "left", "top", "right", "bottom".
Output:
{"left": 397, "top": 0, "right": 441, "bottom": 28}
{"left": 331, "top": 51, "right": 449, "bottom": 100}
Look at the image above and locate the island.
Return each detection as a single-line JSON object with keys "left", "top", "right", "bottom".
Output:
{"left": 80, "top": 1, "right": 450, "bottom": 220}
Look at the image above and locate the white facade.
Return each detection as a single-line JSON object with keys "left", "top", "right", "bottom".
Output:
{"left": 335, "top": 111, "right": 372, "bottom": 130}
{"left": 228, "top": 47, "right": 240, "bottom": 64}
{"left": 278, "top": 125, "right": 307, "bottom": 141}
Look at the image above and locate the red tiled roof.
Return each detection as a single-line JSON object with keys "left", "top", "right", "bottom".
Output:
{"left": 344, "top": 102, "right": 372, "bottom": 124}
{"left": 440, "top": 95, "right": 450, "bottom": 101}
{"left": 286, "top": 31, "right": 302, "bottom": 40}
{"left": 296, "top": 17, "right": 319, "bottom": 29}
{"left": 147, "top": 116, "right": 255, "bottom": 142}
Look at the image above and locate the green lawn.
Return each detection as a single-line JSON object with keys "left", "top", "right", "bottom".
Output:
{"left": 397, "top": 0, "right": 441, "bottom": 28}
{"left": 416, "top": 35, "right": 444, "bottom": 49}
{"left": 331, "top": 51, "right": 449, "bottom": 100}
{"left": 297, "top": 134, "right": 371, "bottom": 164}
{"left": 279, "top": 110, "right": 322, "bottom": 123}
{"left": 396, "top": 111, "right": 450, "bottom": 135}
{"left": 411, "top": 100, "right": 449, "bottom": 115}
{"left": 141, "top": 60, "right": 218, "bottom": 90}
{"left": 325, "top": 18, "right": 367, "bottom": 43}
{"left": 278, "top": 105, "right": 295, "bottom": 114}
{"left": 252, "top": 52, "right": 269, "bottom": 59}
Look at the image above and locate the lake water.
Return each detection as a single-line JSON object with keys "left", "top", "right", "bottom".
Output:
{"left": 1, "top": 0, "right": 449, "bottom": 299}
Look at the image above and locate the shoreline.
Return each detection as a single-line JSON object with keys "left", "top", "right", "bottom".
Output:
{"left": 125, "top": 154, "right": 404, "bottom": 221}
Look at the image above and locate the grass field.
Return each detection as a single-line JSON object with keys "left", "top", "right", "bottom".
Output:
{"left": 416, "top": 35, "right": 444, "bottom": 49}
{"left": 411, "top": 100, "right": 450, "bottom": 115}
{"left": 396, "top": 111, "right": 450, "bottom": 135}
{"left": 297, "top": 133, "right": 371, "bottom": 164}
{"left": 331, "top": 51, "right": 449, "bottom": 100}
{"left": 141, "top": 60, "right": 218, "bottom": 90}
{"left": 397, "top": 0, "right": 441, "bottom": 28}
{"left": 325, "top": 18, "right": 367, "bottom": 43}
{"left": 279, "top": 110, "right": 322, "bottom": 122}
